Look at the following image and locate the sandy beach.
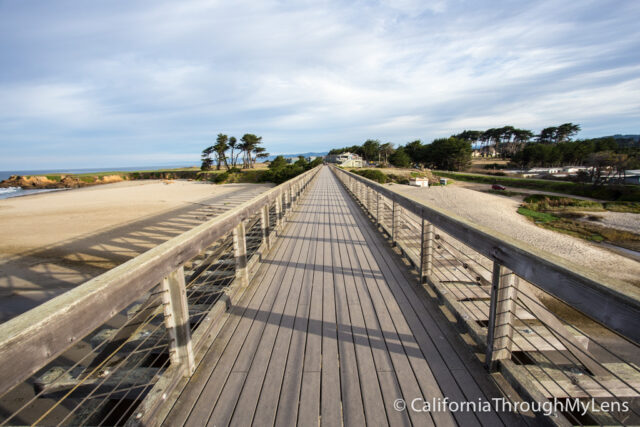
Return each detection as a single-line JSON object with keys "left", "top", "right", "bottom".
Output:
{"left": 0, "top": 180, "right": 272, "bottom": 321}
{"left": 388, "top": 182, "right": 640, "bottom": 286}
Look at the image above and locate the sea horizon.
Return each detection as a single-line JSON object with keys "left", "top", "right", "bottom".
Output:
{"left": 0, "top": 164, "right": 195, "bottom": 182}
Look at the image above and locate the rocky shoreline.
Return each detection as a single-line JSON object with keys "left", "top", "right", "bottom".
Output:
{"left": 0, "top": 174, "right": 125, "bottom": 189}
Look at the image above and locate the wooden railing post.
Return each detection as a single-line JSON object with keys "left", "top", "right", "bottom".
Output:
{"left": 486, "top": 262, "right": 520, "bottom": 371}
{"left": 391, "top": 201, "right": 400, "bottom": 245}
{"left": 366, "top": 186, "right": 372, "bottom": 214}
{"left": 275, "top": 196, "right": 282, "bottom": 229}
{"left": 420, "top": 219, "right": 434, "bottom": 283}
{"left": 233, "top": 221, "right": 249, "bottom": 287}
{"left": 161, "top": 267, "right": 195, "bottom": 376}
{"left": 376, "top": 193, "right": 381, "bottom": 226}
{"left": 260, "top": 204, "right": 270, "bottom": 249}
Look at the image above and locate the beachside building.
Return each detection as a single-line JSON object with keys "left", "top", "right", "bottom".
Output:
{"left": 325, "top": 152, "right": 364, "bottom": 168}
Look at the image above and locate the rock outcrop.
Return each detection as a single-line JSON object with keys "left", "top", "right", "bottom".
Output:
{"left": 0, "top": 174, "right": 125, "bottom": 189}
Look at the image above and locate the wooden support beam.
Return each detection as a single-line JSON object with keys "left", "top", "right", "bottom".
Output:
{"left": 420, "top": 219, "right": 434, "bottom": 284}
{"left": 161, "top": 267, "right": 195, "bottom": 377}
{"left": 486, "top": 262, "right": 519, "bottom": 370}
{"left": 233, "top": 222, "right": 249, "bottom": 288}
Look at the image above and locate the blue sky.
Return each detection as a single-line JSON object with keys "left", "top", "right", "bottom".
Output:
{"left": 1, "top": 0, "right": 639, "bottom": 169}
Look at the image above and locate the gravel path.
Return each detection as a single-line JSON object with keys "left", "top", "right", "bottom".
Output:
{"left": 388, "top": 183, "right": 640, "bottom": 286}
{"left": 583, "top": 211, "right": 640, "bottom": 234}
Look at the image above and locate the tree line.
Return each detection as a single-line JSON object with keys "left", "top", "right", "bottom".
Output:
{"left": 329, "top": 137, "right": 473, "bottom": 171}
{"left": 201, "top": 133, "right": 268, "bottom": 170}
{"left": 329, "top": 123, "right": 639, "bottom": 173}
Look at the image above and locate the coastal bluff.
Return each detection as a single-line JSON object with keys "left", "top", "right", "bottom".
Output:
{"left": 0, "top": 174, "right": 125, "bottom": 189}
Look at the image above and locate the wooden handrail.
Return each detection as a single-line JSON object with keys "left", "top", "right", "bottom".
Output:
{"left": 0, "top": 166, "right": 320, "bottom": 397}
{"left": 331, "top": 166, "right": 640, "bottom": 343}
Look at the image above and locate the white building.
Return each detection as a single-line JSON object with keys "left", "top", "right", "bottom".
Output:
{"left": 325, "top": 152, "right": 363, "bottom": 168}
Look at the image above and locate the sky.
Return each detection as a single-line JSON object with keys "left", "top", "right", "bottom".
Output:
{"left": 0, "top": 0, "right": 639, "bottom": 170}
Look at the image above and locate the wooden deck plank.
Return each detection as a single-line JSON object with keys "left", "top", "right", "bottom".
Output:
{"left": 330, "top": 189, "right": 395, "bottom": 427}
{"left": 251, "top": 194, "right": 321, "bottom": 426}
{"left": 329, "top": 194, "right": 367, "bottom": 426}
{"left": 224, "top": 195, "right": 318, "bottom": 426}
{"left": 275, "top": 189, "right": 324, "bottom": 427}
{"left": 170, "top": 197, "right": 313, "bottom": 426}
{"left": 334, "top": 185, "right": 437, "bottom": 427}
{"left": 162, "top": 232, "right": 295, "bottom": 426}
{"left": 320, "top": 191, "right": 342, "bottom": 427}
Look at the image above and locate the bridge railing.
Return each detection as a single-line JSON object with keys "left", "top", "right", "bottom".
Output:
{"left": 333, "top": 166, "right": 640, "bottom": 425}
{"left": 0, "top": 166, "right": 320, "bottom": 426}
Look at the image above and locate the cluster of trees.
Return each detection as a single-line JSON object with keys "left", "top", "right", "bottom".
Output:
{"left": 263, "top": 155, "right": 323, "bottom": 184}
{"left": 454, "top": 123, "right": 581, "bottom": 157}
{"left": 201, "top": 133, "right": 268, "bottom": 170}
{"left": 331, "top": 138, "right": 473, "bottom": 171}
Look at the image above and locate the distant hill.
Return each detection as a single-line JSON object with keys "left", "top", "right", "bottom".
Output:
{"left": 610, "top": 134, "right": 640, "bottom": 148}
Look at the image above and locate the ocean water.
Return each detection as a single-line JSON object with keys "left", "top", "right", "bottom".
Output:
{"left": 0, "top": 164, "right": 191, "bottom": 182}
{"left": 0, "top": 164, "right": 191, "bottom": 200}
{"left": 0, "top": 187, "right": 67, "bottom": 200}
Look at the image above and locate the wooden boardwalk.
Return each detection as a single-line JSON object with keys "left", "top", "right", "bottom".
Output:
{"left": 162, "top": 168, "right": 521, "bottom": 427}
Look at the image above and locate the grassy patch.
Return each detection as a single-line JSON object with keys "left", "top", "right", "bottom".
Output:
{"left": 517, "top": 207, "right": 557, "bottom": 224}
{"left": 603, "top": 201, "right": 640, "bottom": 214}
{"left": 522, "top": 194, "right": 604, "bottom": 212}
{"left": 434, "top": 171, "right": 640, "bottom": 202}
{"left": 518, "top": 199, "right": 640, "bottom": 251}
{"left": 352, "top": 169, "right": 388, "bottom": 183}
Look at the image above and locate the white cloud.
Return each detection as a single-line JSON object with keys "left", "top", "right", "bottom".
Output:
{"left": 0, "top": 0, "right": 639, "bottom": 169}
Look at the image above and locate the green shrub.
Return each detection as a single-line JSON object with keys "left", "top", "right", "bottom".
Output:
{"left": 353, "top": 169, "right": 388, "bottom": 183}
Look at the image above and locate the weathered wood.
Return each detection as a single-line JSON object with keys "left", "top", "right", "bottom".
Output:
{"left": 332, "top": 166, "right": 640, "bottom": 344}
{"left": 391, "top": 201, "right": 400, "bottom": 245}
{"left": 162, "top": 267, "right": 195, "bottom": 376}
{"left": 0, "top": 166, "right": 320, "bottom": 398}
{"left": 486, "top": 263, "right": 519, "bottom": 369}
{"left": 420, "top": 219, "right": 434, "bottom": 283}
{"left": 260, "top": 204, "right": 270, "bottom": 249}
{"left": 233, "top": 222, "right": 249, "bottom": 288}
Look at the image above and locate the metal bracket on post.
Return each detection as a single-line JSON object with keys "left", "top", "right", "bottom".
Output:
{"left": 486, "top": 262, "right": 520, "bottom": 371}
{"left": 260, "top": 204, "right": 270, "bottom": 249}
{"left": 161, "top": 267, "right": 195, "bottom": 377}
{"left": 233, "top": 221, "right": 249, "bottom": 288}
{"left": 391, "top": 201, "right": 400, "bottom": 245}
{"left": 419, "top": 219, "right": 434, "bottom": 284}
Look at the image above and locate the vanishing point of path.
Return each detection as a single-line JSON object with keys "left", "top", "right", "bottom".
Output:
{"left": 163, "top": 167, "right": 523, "bottom": 426}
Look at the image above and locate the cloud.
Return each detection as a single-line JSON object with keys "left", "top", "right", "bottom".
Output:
{"left": 0, "top": 0, "right": 639, "bottom": 169}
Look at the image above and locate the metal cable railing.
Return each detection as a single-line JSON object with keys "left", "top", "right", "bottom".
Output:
{"left": 333, "top": 166, "right": 640, "bottom": 425}
{"left": 0, "top": 166, "right": 321, "bottom": 426}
